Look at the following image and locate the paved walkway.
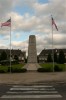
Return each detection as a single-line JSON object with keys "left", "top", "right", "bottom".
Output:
{"left": 0, "top": 72, "right": 66, "bottom": 84}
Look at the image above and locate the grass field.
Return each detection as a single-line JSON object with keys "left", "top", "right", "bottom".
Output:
{"left": 0, "top": 64, "right": 25, "bottom": 73}
{"left": 39, "top": 63, "right": 66, "bottom": 71}
{"left": 40, "top": 63, "right": 65, "bottom": 68}
{"left": 0, "top": 63, "right": 66, "bottom": 73}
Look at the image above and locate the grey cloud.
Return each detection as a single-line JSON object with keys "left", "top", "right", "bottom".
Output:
{"left": 0, "top": 0, "right": 14, "bottom": 17}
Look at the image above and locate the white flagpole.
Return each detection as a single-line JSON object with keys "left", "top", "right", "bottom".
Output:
{"left": 51, "top": 16, "right": 54, "bottom": 72}
{"left": 10, "top": 17, "right": 11, "bottom": 73}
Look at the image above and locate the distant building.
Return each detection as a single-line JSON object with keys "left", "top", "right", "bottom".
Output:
{"left": 0, "top": 49, "right": 26, "bottom": 63}
{"left": 38, "top": 48, "right": 66, "bottom": 63}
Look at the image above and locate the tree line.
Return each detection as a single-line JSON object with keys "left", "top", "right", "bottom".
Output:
{"left": 47, "top": 50, "right": 66, "bottom": 64}
{"left": 0, "top": 50, "right": 66, "bottom": 64}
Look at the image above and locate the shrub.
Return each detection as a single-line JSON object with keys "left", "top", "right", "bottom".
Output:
{"left": 54, "top": 65, "right": 63, "bottom": 72}
{"left": 12, "top": 68, "right": 21, "bottom": 73}
{"left": 8, "top": 67, "right": 27, "bottom": 73}
{"left": 0, "top": 68, "right": 7, "bottom": 73}
{"left": 21, "top": 68, "right": 27, "bottom": 72}
{"left": 37, "top": 67, "right": 52, "bottom": 72}
{"left": 58, "top": 50, "right": 65, "bottom": 64}
{"left": 0, "top": 69, "right": 6, "bottom": 73}
{"left": 37, "top": 68, "right": 45, "bottom": 72}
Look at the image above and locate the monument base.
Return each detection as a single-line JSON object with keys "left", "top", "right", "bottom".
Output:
{"left": 23, "top": 63, "right": 41, "bottom": 71}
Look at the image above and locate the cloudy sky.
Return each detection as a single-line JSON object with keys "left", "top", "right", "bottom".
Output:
{"left": 0, "top": 0, "right": 66, "bottom": 55}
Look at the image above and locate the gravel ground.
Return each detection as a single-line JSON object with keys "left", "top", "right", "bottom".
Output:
{"left": 0, "top": 72, "right": 66, "bottom": 84}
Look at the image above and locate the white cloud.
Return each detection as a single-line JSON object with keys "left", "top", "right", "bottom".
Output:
{"left": 34, "top": 2, "right": 49, "bottom": 16}
{"left": 8, "top": 12, "right": 43, "bottom": 32}
{"left": 18, "top": 0, "right": 37, "bottom": 7}
{"left": 0, "top": 0, "right": 12, "bottom": 16}
{"left": 11, "top": 40, "right": 28, "bottom": 54}
{"left": 0, "top": 0, "right": 66, "bottom": 55}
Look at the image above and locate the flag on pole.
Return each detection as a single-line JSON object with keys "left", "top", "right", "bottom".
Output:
{"left": 1, "top": 18, "right": 11, "bottom": 27}
{"left": 51, "top": 16, "right": 58, "bottom": 31}
{"left": 1, "top": 18, "right": 11, "bottom": 73}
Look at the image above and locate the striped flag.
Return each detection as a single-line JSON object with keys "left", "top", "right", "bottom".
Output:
{"left": 1, "top": 18, "right": 11, "bottom": 27}
{"left": 51, "top": 16, "right": 58, "bottom": 31}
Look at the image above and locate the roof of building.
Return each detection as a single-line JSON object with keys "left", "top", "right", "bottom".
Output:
{"left": 39, "top": 48, "right": 66, "bottom": 56}
{"left": 0, "top": 49, "right": 26, "bottom": 57}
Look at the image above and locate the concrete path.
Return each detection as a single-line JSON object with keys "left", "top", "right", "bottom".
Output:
{"left": 23, "top": 63, "right": 41, "bottom": 71}
{"left": 0, "top": 72, "right": 66, "bottom": 84}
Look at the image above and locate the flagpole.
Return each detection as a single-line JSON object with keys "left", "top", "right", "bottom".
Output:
{"left": 1, "top": 18, "right": 12, "bottom": 73}
{"left": 52, "top": 24, "right": 54, "bottom": 72}
{"left": 51, "top": 16, "right": 54, "bottom": 72}
{"left": 10, "top": 17, "right": 11, "bottom": 73}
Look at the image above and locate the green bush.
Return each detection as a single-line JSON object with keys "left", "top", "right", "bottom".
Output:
{"left": 54, "top": 65, "right": 63, "bottom": 72}
{"left": 0, "top": 69, "right": 6, "bottom": 73}
{"left": 0, "top": 68, "right": 7, "bottom": 73}
{"left": 37, "top": 67, "right": 52, "bottom": 72}
{"left": 37, "top": 68, "right": 45, "bottom": 72}
{"left": 8, "top": 67, "right": 27, "bottom": 73}
{"left": 21, "top": 68, "right": 27, "bottom": 72}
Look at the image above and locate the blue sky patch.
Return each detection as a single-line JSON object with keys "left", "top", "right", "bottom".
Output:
{"left": 38, "top": 0, "right": 49, "bottom": 4}
{"left": 13, "top": 6, "right": 34, "bottom": 15}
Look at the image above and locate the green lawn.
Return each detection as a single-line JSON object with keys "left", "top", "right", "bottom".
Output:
{"left": 39, "top": 63, "right": 66, "bottom": 71}
{"left": 0, "top": 63, "right": 24, "bottom": 68}
{"left": 10, "top": 63, "right": 25, "bottom": 68}
{"left": 0, "top": 64, "right": 25, "bottom": 73}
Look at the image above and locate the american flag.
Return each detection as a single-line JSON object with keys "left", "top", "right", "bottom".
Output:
{"left": 51, "top": 16, "right": 58, "bottom": 31}
{"left": 1, "top": 18, "right": 11, "bottom": 27}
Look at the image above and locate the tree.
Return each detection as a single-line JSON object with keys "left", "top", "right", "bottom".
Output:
{"left": 47, "top": 53, "right": 52, "bottom": 62}
{"left": 37, "top": 56, "right": 39, "bottom": 63}
{"left": 54, "top": 52, "right": 58, "bottom": 63}
{"left": 58, "top": 50, "right": 65, "bottom": 64}
{"left": 0, "top": 51, "right": 7, "bottom": 61}
{"left": 14, "top": 55, "right": 19, "bottom": 61}
{"left": 25, "top": 58, "right": 27, "bottom": 63}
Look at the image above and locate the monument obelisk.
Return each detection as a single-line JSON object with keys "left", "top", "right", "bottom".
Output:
{"left": 23, "top": 35, "right": 41, "bottom": 71}
{"left": 28, "top": 35, "right": 37, "bottom": 63}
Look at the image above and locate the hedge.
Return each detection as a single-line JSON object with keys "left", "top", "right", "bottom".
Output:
{"left": 54, "top": 65, "right": 64, "bottom": 72}
{"left": 0, "top": 67, "right": 8, "bottom": 73}
{"left": 8, "top": 67, "right": 27, "bottom": 73}
{"left": 37, "top": 67, "right": 52, "bottom": 72}
{"left": 37, "top": 65, "right": 64, "bottom": 72}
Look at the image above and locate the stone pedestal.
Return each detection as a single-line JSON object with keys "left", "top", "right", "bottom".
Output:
{"left": 28, "top": 35, "right": 37, "bottom": 63}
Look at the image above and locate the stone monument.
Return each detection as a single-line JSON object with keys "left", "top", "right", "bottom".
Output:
{"left": 28, "top": 35, "right": 37, "bottom": 63}
{"left": 23, "top": 35, "right": 41, "bottom": 71}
